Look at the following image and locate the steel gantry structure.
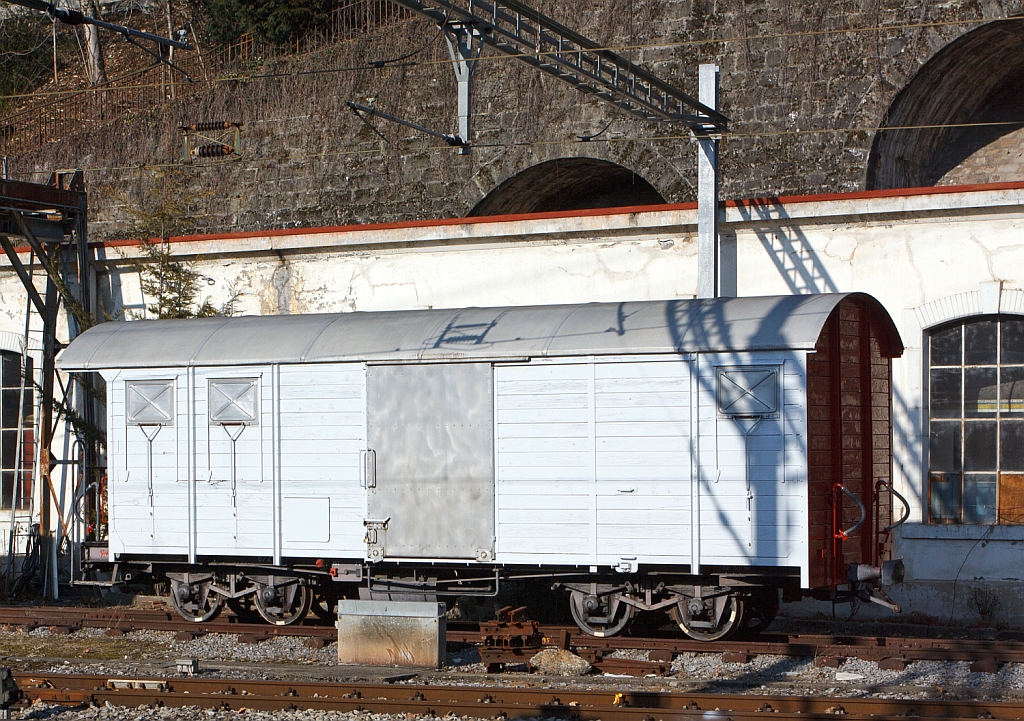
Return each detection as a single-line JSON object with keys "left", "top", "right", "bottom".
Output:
{"left": 391, "top": 0, "right": 729, "bottom": 133}
{"left": 0, "top": 173, "right": 98, "bottom": 600}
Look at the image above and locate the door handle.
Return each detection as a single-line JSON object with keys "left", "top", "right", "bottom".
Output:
{"left": 616, "top": 487, "right": 636, "bottom": 494}
{"left": 361, "top": 450, "right": 376, "bottom": 489}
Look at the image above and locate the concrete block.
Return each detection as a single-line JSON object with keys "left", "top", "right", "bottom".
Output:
{"left": 337, "top": 600, "right": 446, "bottom": 668}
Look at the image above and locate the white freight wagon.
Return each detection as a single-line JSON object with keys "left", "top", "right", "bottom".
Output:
{"left": 58, "top": 293, "right": 907, "bottom": 638}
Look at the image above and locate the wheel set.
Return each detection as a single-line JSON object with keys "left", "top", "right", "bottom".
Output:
{"left": 168, "top": 573, "right": 319, "bottom": 626}
{"left": 565, "top": 584, "right": 779, "bottom": 641}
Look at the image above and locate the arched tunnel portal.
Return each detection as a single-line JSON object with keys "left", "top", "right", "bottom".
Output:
{"left": 468, "top": 158, "right": 667, "bottom": 216}
{"left": 867, "top": 18, "right": 1024, "bottom": 190}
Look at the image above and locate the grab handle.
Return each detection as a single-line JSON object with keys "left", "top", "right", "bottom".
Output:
{"left": 360, "top": 450, "right": 376, "bottom": 489}
{"left": 834, "top": 483, "right": 866, "bottom": 541}
{"left": 878, "top": 480, "right": 911, "bottom": 532}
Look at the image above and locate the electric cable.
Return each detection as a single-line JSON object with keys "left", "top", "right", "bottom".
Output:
{"left": 365, "top": 9, "right": 447, "bottom": 68}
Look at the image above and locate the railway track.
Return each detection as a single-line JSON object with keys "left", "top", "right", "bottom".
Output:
{"left": 10, "top": 671, "right": 1024, "bottom": 720}
{"left": 2, "top": 605, "right": 1023, "bottom": 674}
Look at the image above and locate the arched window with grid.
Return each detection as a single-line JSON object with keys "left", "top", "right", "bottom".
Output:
{"left": 928, "top": 316, "right": 1024, "bottom": 524}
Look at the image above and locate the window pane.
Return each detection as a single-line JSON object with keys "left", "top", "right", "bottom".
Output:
{"left": 931, "top": 325, "right": 962, "bottom": 366}
{"left": 930, "top": 368, "right": 962, "bottom": 418}
{"left": 965, "top": 320, "right": 999, "bottom": 365}
{"left": 1, "top": 389, "right": 19, "bottom": 428}
{"left": 964, "top": 367, "right": 998, "bottom": 417}
{"left": 930, "top": 421, "right": 961, "bottom": 472}
{"left": 0, "top": 470, "right": 11, "bottom": 511}
{"left": 1000, "top": 473, "right": 1024, "bottom": 524}
{"left": 1002, "top": 366, "right": 1024, "bottom": 414}
{"left": 964, "top": 421, "right": 997, "bottom": 471}
{"left": 0, "top": 354, "right": 15, "bottom": 389}
{"left": 1002, "top": 318, "right": 1024, "bottom": 365}
{"left": 1001, "top": 421, "right": 1024, "bottom": 471}
{"left": 963, "top": 474, "right": 997, "bottom": 523}
{"left": 929, "top": 473, "right": 961, "bottom": 522}
{"left": 0, "top": 429, "right": 16, "bottom": 471}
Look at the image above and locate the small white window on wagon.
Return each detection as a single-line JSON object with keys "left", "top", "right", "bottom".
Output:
{"left": 716, "top": 366, "right": 780, "bottom": 418}
{"left": 126, "top": 380, "right": 174, "bottom": 426}
{"left": 209, "top": 379, "right": 259, "bottom": 425}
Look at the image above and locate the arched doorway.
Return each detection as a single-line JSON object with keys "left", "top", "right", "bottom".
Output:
{"left": 468, "top": 158, "right": 666, "bottom": 216}
{"left": 866, "top": 18, "right": 1024, "bottom": 190}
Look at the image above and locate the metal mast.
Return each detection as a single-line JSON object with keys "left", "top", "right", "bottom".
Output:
{"left": 696, "top": 64, "right": 721, "bottom": 300}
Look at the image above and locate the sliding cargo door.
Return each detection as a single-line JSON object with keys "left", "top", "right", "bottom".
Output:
{"left": 365, "top": 364, "right": 494, "bottom": 561}
{"left": 694, "top": 353, "right": 807, "bottom": 567}
{"left": 193, "top": 367, "right": 274, "bottom": 556}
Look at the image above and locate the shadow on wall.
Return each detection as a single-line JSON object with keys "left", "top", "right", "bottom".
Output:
{"left": 468, "top": 158, "right": 666, "bottom": 216}
{"left": 733, "top": 199, "right": 924, "bottom": 515}
{"left": 867, "top": 18, "right": 1024, "bottom": 190}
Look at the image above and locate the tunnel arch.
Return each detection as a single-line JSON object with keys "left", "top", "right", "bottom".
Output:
{"left": 866, "top": 18, "right": 1024, "bottom": 190}
{"left": 468, "top": 158, "right": 666, "bottom": 217}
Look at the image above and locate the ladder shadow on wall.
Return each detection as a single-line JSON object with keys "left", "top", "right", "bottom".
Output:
{"left": 733, "top": 200, "right": 923, "bottom": 512}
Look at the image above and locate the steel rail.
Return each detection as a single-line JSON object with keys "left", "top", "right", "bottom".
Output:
{"left": 4, "top": 606, "right": 1024, "bottom": 668}
{"left": 14, "top": 672, "right": 1024, "bottom": 720}
{"left": 0, "top": 606, "right": 337, "bottom": 640}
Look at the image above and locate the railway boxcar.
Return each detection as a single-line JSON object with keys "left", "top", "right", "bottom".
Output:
{"left": 58, "top": 293, "right": 907, "bottom": 638}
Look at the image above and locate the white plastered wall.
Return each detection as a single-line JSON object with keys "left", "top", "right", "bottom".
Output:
{"left": 2, "top": 184, "right": 1022, "bottom": 618}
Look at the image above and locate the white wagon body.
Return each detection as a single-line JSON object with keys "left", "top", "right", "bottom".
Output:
{"left": 59, "top": 293, "right": 905, "bottom": 635}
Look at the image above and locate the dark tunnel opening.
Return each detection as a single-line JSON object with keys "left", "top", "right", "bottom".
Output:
{"left": 468, "top": 158, "right": 667, "bottom": 216}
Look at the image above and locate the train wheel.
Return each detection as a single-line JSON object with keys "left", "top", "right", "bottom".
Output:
{"left": 741, "top": 588, "right": 780, "bottom": 636}
{"left": 569, "top": 590, "right": 634, "bottom": 637}
{"left": 170, "top": 579, "right": 223, "bottom": 623}
{"left": 226, "top": 595, "right": 261, "bottom": 623}
{"left": 310, "top": 590, "right": 337, "bottom": 622}
{"left": 254, "top": 581, "right": 311, "bottom": 626}
{"left": 670, "top": 594, "right": 744, "bottom": 641}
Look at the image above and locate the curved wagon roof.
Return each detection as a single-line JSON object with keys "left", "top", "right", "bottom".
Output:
{"left": 57, "top": 293, "right": 902, "bottom": 370}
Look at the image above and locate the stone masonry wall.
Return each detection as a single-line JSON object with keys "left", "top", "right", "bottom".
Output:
{"left": 939, "top": 128, "right": 1024, "bottom": 186}
{"left": 7, "top": 0, "right": 1024, "bottom": 239}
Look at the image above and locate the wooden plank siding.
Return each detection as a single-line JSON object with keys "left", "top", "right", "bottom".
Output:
{"left": 278, "top": 363, "right": 366, "bottom": 557}
{"left": 807, "top": 298, "right": 895, "bottom": 588}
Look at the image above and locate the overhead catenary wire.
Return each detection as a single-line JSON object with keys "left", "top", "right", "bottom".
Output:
{"left": 365, "top": 9, "right": 448, "bottom": 68}
{"left": 0, "top": 13, "right": 1020, "bottom": 102}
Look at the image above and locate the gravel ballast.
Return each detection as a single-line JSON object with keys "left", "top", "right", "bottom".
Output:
{"left": 3, "top": 625, "right": 1024, "bottom": 709}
